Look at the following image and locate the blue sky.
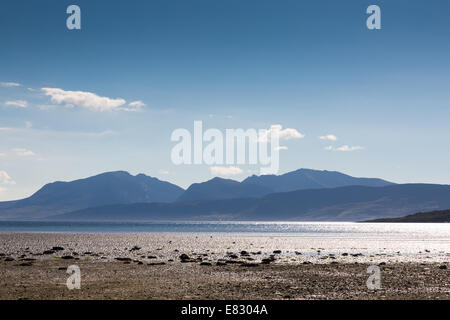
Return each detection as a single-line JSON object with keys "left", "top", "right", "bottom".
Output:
{"left": 1, "top": 0, "right": 450, "bottom": 200}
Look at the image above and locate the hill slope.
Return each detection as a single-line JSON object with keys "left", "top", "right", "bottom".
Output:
{"left": 364, "top": 209, "right": 450, "bottom": 222}
{"left": 0, "top": 171, "right": 184, "bottom": 219}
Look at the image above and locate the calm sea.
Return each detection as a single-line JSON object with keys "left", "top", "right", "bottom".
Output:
{"left": 0, "top": 221, "right": 449, "bottom": 238}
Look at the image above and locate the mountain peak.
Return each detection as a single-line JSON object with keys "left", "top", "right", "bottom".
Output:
{"left": 0, "top": 171, "right": 184, "bottom": 219}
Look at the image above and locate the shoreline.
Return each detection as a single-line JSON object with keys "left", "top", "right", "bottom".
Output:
{"left": 0, "top": 232, "right": 448, "bottom": 300}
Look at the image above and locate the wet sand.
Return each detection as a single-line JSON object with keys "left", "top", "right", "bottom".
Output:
{"left": 0, "top": 233, "right": 448, "bottom": 300}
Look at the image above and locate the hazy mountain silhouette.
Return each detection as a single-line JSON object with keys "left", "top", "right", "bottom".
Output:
{"left": 177, "top": 177, "right": 272, "bottom": 202}
{"left": 0, "top": 171, "right": 184, "bottom": 219}
{"left": 51, "top": 184, "right": 450, "bottom": 222}
{"left": 178, "top": 168, "right": 393, "bottom": 201}
{"left": 242, "top": 168, "right": 393, "bottom": 192}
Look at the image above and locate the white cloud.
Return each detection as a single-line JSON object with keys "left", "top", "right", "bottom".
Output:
{"left": 326, "top": 145, "right": 364, "bottom": 152}
{"left": 128, "top": 100, "right": 146, "bottom": 108}
{"left": 259, "top": 124, "right": 305, "bottom": 142}
{"left": 0, "top": 82, "right": 21, "bottom": 87}
{"left": 119, "top": 100, "right": 147, "bottom": 112}
{"left": 25, "top": 121, "right": 32, "bottom": 128}
{"left": 41, "top": 88, "right": 127, "bottom": 111}
{"left": 4, "top": 100, "right": 28, "bottom": 108}
{"left": 319, "top": 134, "right": 338, "bottom": 141}
{"left": 0, "top": 171, "right": 15, "bottom": 185}
{"left": 12, "top": 148, "right": 36, "bottom": 156}
{"left": 210, "top": 166, "right": 243, "bottom": 176}
{"left": 158, "top": 169, "right": 170, "bottom": 175}
{"left": 336, "top": 145, "right": 364, "bottom": 151}
{"left": 276, "top": 146, "right": 288, "bottom": 151}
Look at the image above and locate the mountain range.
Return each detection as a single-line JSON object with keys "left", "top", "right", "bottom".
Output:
{"left": 1, "top": 168, "right": 449, "bottom": 221}
{"left": 178, "top": 169, "right": 393, "bottom": 201}
{"left": 0, "top": 171, "right": 184, "bottom": 219}
{"left": 49, "top": 183, "right": 450, "bottom": 222}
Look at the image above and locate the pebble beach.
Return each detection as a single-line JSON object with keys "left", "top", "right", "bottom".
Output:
{"left": 0, "top": 232, "right": 449, "bottom": 299}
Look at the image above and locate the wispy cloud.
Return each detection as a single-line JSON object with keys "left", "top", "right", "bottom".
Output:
{"left": 0, "top": 82, "right": 21, "bottom": 87}
{"left": 210, "top": 166, "right": 243, "bottom": 176}
{"left": 325, "top": 145, "right": 364, "bottom": 152}
{"left": 319, "top": 134, "right": 338, "bottom": 141}
{"left": 0, "top": 123, "right": 117, "bottom": 138}
{"left": 41, "top": 88, "right": 127, "bottom": 111}
{"left": 0, "top": 171, "right": 15, "bottom": 185}
{"left": 4, "top": 100, "right": 28, "bottom": 108}
{"left": 12, "top": 148, "right": 36, "bottom": 156}
{"left": 128, "top": 100, "right": 146, "bottom": 108}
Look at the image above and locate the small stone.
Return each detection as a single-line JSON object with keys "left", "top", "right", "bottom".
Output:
{"left": 261, "top": 258, "right": 273, "bottom": 264}
{"left": 61, "top": 256, "right": 74, "bottom": 260}
{"left": 179, "top": 254, "right": 190, "bottom": 260}
{"left": 273, "top": 250, "right": 282, "bottom": 254}
{"left": 52, "top": 247, "right": 64, "bottom": 251}
{"left": 115, "top": 257, "right": 132, "bottom": 262}
{"left": 200, "top": 262, "right": 212, "bottom": 266}
{"left": 43, "top": 250, "right": 55, "bottom": 255}
{"left": 20, "top": 258, "right": 36, "bottom": 261}
{"left": 438, "top": 265, "right": 447, "bottom": 270}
